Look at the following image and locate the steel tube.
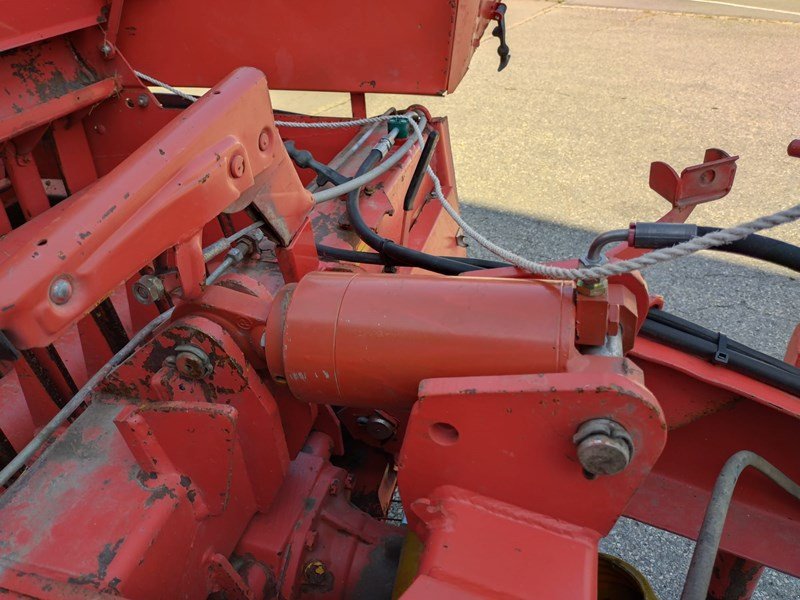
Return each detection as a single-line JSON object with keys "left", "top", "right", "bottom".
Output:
{"left": 583, "top": 229, "right": 630, "bottom": 265}
{"left": 681, "top": 451, "right": 800, "bottom": 600}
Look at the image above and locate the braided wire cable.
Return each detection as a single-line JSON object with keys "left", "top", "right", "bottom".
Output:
{"left": 134, "top": 71, "right": 199, "bottom": 103}
{"left": 131, "top": 73, "right": 798, "bottom": 281}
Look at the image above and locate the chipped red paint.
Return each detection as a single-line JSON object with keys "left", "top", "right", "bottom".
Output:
{"left": 0, "top": 4, "right": 797, "bottom": 600}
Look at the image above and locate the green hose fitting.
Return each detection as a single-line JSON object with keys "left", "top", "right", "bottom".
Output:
{"left": 388, "top": 116, "right": 410, "bottom": 139}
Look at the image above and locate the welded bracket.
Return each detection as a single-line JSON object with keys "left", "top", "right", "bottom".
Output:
{"left": 649, "top": 148, "right": 738, "bottom": 208}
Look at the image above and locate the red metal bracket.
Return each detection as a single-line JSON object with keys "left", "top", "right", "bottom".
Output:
{"left": 649, "top": 148, "right": 738, "bottom": 209}
{"left": 0, "top": 67, "right": 312, "bottom": 350}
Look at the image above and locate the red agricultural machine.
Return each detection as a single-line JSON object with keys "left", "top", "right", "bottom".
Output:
{"left": 0, "top": 2, "right": 799, "bottom": 599}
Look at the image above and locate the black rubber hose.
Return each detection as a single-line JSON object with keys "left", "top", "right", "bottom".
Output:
{"left": 403, "top": 130, "right": 439, "bottom": 211}
{"left": 698, "top": 226, "right": 800, "bottom": 272}
{"left": 316, "top": 244, "right": 510, "bottom": 270}
{"left": 346, "top": 149, "right": 483, "bottom": 275}
{"left": 640, "top": 311, "right": 800, "bottom": 396}
{"left": 646, "top": 309, "right": 798, "bottom": 372}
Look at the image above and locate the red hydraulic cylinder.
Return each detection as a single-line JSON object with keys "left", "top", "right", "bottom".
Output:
{"left": 265, "top": 272, "right": 577, "bottom": 408}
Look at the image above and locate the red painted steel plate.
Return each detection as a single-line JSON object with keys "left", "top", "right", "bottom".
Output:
{"left": 116, "top": 0, "right": 495, "bottom": 94}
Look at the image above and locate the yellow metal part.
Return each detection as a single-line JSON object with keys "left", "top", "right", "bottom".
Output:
{"left": 392, "top": 531, "right": 424, "bottom": 599}
{"left": 598, "top": 553, "right": 659, "bottom": 600}
{"left": 390, "top": 533, "right": 657, "bottom": 599}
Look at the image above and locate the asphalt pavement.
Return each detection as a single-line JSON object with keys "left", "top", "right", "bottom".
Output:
{"left": 271, "top": 1, "right": 800, "bottom": 597}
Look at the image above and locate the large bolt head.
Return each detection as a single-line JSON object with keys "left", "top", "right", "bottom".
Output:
{"left": 365, "top": 415, "right": 396, "bottom": 441}
{"left": 49, "top": 276, "right": 73, "bottom": 305}
{"left": 576, "top": 434, "right": 631, "bottom": 476}
{"left": 573, "top": 418, "right": 633, "bottom": 476}
{"left": 174, "top": 345, "right": 213, "bottom": 380}
{"left": 229, "top": 154, "right": 246, "bottom": 178}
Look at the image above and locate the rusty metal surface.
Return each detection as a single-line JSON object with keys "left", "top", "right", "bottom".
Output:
{"left": 0, "top": 4, "right": 797, "bottom": 599}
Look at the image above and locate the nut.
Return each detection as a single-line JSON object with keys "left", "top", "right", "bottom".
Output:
{"left": 576, "top": 278, "right": 608, "bottom": 297}
{"left": 137, "top": 94, "right": 150, "bottom": 108}
{"left": 227, "top": 245, "right": 246, "bottom": 264}
{"left": 302, "top": 561, "right": 330, "bottom": 587}
{"left": 132, "top": 275, "right": 165, "bottom": 305}
{"left": 49, "top": 276, "right": 73, "bottom": 305}
{"left": 174, "top": 345, "right": 213, "bottom": 380}
{"left": 573, "top": 418, "right": 633, "bottom": 476}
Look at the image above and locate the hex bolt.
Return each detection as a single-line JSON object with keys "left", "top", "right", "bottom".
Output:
{"left": 132, "top": 275, "right": 165, "bottom": 305}
{"left": 230, "top": 154, "right": 246, "bottom": 178}
{"left": 365, "top": 415, "right": 396, "bottom": 441}
{"left": 573, "top": 418, "right": 633, "bottom": 476}
{"left": 258, "top": 130, "right": 270, "bottom": 152}
{"left": 49, "top": 276, "right": 73, "bottom": 305}
{"left": 137, "top": 94, "right": 150, "bottom": 108}
{"left": 174, "top": 345, "right": 213, "bottom": 380}
{"left": 576, "top": 278, "right": 608, "bottom": 297}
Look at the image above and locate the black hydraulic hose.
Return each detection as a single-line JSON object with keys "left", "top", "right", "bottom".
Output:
{"left": 698, "top": 226, "right": 800, "bottom": 272}
{"left": 640, "top": 310, "right": 800, "bottom": 396}
{"left": 681, "top": 451, "right": 800, "bottom": 600}
{"left": 318, "top": 244, "right": 383, "bottom": 265}
{"left": 316, "top": 244, "right": 510, "bottom": 270}
{"left": 646, "top": 309, "right": 797, "bottom": 371}
{"left": 346, "top": 149, "right": 484, "bottom": 275}
{"left": 626, "top": 223, "right": 800, "bottom": 273}
{"left": 403, "top": 130, "right": 439, "bottom": 212}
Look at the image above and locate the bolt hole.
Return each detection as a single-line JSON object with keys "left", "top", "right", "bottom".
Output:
{"left": 429, "top": 422, "right": 459, "bottom": 446}
{"left": 582, "top": 468, "right": 597, "bottom": 481}
{"left": 699, "top": 169, "right": 716, "bottom": 185}
{"left": 125, "top": 97, "right": 135, "bottom": 109}
{"left": 36, "top": 239, "right": 47, "bottom": 246}
{"left": 274, "top": 375, "right": 286, "bottom": 384}
{"left": 213, "top": 90, "right": 221, "bottom": 95}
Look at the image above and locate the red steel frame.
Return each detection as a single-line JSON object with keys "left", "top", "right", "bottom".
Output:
{"left": 0, "top": 3, "right": 797, "bottom": 600}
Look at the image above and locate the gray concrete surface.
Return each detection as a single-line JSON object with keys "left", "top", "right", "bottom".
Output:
{"left": 273, "top": 1, "right": 800, "bottom": 597}
{"left": 567, "top": 0, "right": 800, "bottom": 22}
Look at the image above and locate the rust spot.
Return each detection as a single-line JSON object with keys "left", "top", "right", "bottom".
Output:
{"left": 144, "top": 484, "right": 177, "bottom": 507}
{"left": 102, "top": 205, "right": 117, "bottom": 219}
{"left": 9, "top": 45, "right": 97, "bottom": 104}
{"left": 1, "top": 304, "right": 14, "bottom": 312}
{"left": 67, "top": 537, "right": 124, "bottom": 588}
{"left": 198, "top": 173, "right": 210, "bottom": 184}
{"left": 78, "top": 231, "right": 91, "bottom": 240}
{"left": 158, "top": 148, "right": 165, "bottom": 156}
